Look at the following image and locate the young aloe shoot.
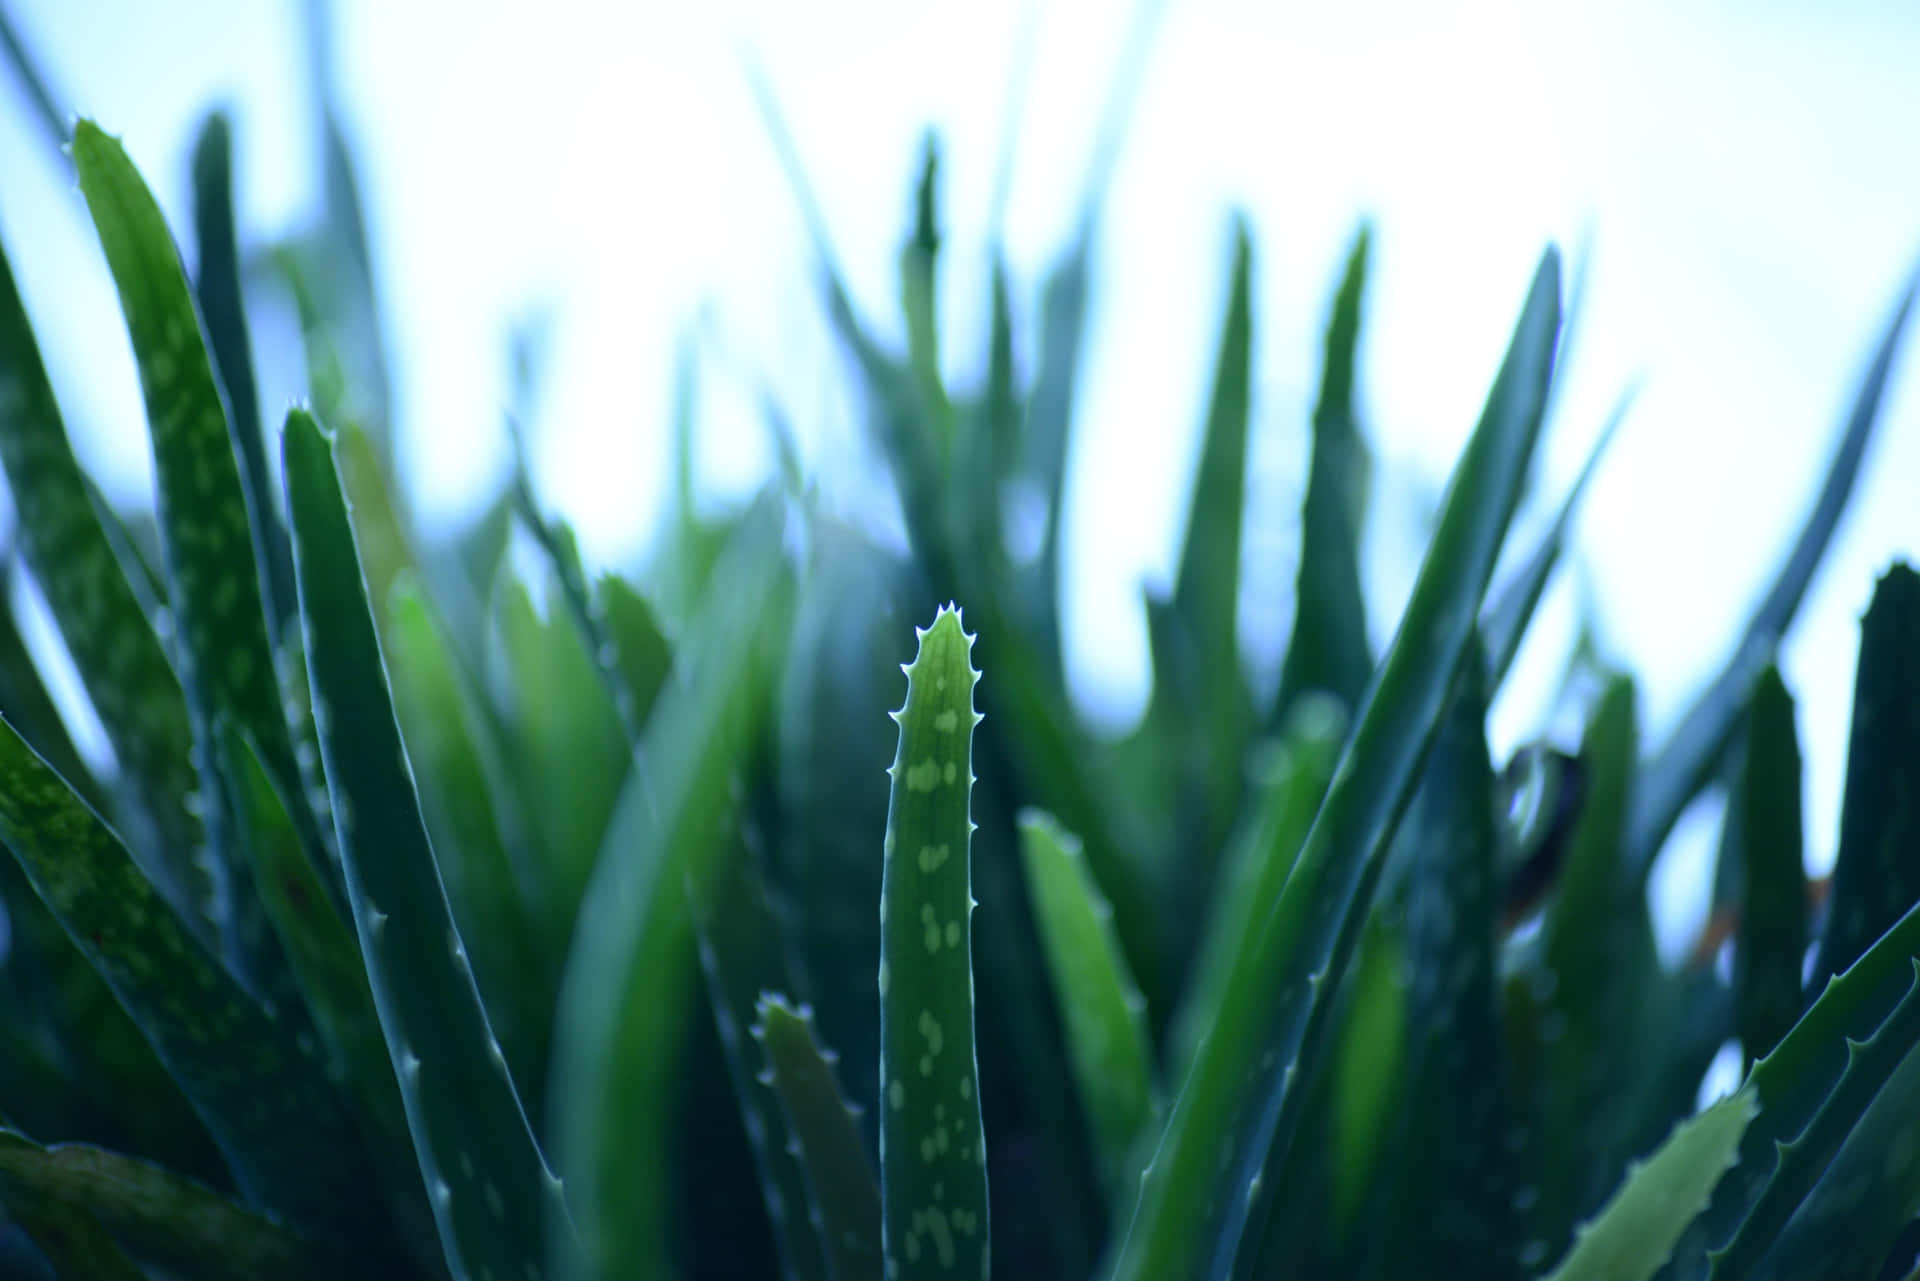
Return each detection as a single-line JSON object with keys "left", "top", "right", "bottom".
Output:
{"left": 880, "top": 604, "right": 989, "bottom": 1281}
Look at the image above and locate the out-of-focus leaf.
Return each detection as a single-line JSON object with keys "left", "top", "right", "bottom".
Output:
{"left": 753, "top": 995, "right": 881, "bottom": 1281}
{"left": 690, "top": 835, "right": 827, "bottom": 1281}
{"left": 1164, "top": 218, "right": 1255, "bottom": 857}
{"left": 900, "top": 134, "right": 954, "bottom": 457}
{"left": 0, "top": 1128, "right": 341, "bottom": 1281}
{"left": 1540, "top": 1087, "right": 1755, "bottom": 1281}
{"left": 191, "top": 108, "right": 296, "bottom": 646}
{"left": 1016, "top": 810, "right": 1158, "bottom": 1198}
{"left": 1809, "top": 562, "right": 1920, "bottom": 989}
{"left": 1106, "top": 247, "right": 1561, "bottom": 1281}
{"left": 0, "top": 4, "right": 64, "bottom": 148}
{"left": 1627, "top": 264, "right": 1919, "bottom": 884}
{"left": 1168, "top": 693, "right": 1346, "bottom": 1083}
{"left": 1274, "top": 224, "right": 1373, "bottom": 726}
{"left": 1734, "top": 666, "right": 1806, "bottom": 1064}
{"left": 1481, "top": 385, "right": 1632, "bottom": 690}
{"left": 551, "top": 495, "right": 792, "bottom": 1281}
{"left": 284, "top": 407, "right": 572, "bottom": 1281}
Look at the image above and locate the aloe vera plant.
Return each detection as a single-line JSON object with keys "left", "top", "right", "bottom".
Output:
{"left": 0, "top": 12, "right": 1919, "bottom": 1281}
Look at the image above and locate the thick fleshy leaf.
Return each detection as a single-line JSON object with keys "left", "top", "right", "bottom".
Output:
{"left": 754, "top": 995, "right": 882, "bottom": 1281}
{"left": 1541, "top": 1088, "right": 1756, "bottom": 1281}
{"left": 0, "top": 219, "right": 208, "bottom": 931}
{"left": 1105, "top": 247, "right": 1561, "bottom": 1281}
{"left": 191, "top": 109, "right": 295, "bottom": 645}
{"left": 1734, "top": 666, "right": 1806, "bottom": 1064}
{"left": 283, "top": 407, "right": 574, "bottom": 1281}
{"left": 0, "top": 714, "right": 379, "bottom": 1242}
{"left": 1809, "top": 563, "right": 1920, "bottom": 989}
{"left": 1016, "top": 810, "right": 1158, "bottom": 1198}
{"left": 879, "top": 606, "right": 989, "bottom": 1281}
{"left": 72, "top": 119, "right": 336, "bottom": 988}
{"left": 1627, "top": 264, "right": 1919, "bottom": 884}
{"left": 691, "top": 842, "right": 829, "bottom": 1281}
{"left": 1274, "top": 224, "right": 1373, "bottom": 725}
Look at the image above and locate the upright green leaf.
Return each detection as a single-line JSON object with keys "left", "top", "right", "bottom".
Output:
{"left": 1481, "top": 384, "right": 1631, "bottom": 690}
{"left": 900, "top": 135, "right": 954, "bottom": 458}
{"left": 880, "top": 605, "right": 988, "bottom": 1281}
{"left": 1628, "top": 265, "right": 1919, "bottom": 883}
{"left": 1016, "top": 810, "right": 1158, "bottom": 1199}
{"left": 191, "top": 109, "right": 296, "bottom": 645}
{"left": 1734, "top": 666, "right": 1806, "bottom": 1064}
{"left": 1165, "top": 217, "right": 1255, "bottom": 851}
{"left": 1810, "top": 563, "right": 1920, "bottom": 988}
{"left": 1541, "top": 1088, "right": 1756, "bottom": 1281}
{"left": 72, "top": 119, "right": 335, "bottom": 984}
{"left": 0, "top": 715, "right": 381, "bottom": 1243}
{"left": 0, "top": 222, "right": 208, "bottom": 931}
{"left": 550, "top": 496, "right": 792, "bottom": 1281}
{"left": 1274, "top": 225, "right": 1373, "bottom": 724}
{"left": 1105, "top": 247, "right": 1560, "bottom": 1281}
{"left": 283, "top": 407, "right": 573, "bottom": 1281}
{"left": 1168, "top": 693, "right": 1347, "bottom": 1082}
{"left": 754, "top": 995, "right": 883, "bottom": 1281}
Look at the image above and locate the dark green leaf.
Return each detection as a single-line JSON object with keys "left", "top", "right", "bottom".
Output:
{"left": 1275, "top": 223, "right": 1373, "bottom": 724}
{"left": 283, "top": 407, "right": 573, "bottom": 1281}
{"left": 0, "top": 1128, "right": 341, "bottom": 1281}
{"left": 754, "top": 995, "right": 882, "bottom": 1281}
{"left": 1735, "top": 666, "right": 1806, "bottom": 1064}
{"left": 1810, "top": 563, "right": 1920, "bottom": 988}
{"left": 0, "top": 712, "right": 379, "bottom": 1242}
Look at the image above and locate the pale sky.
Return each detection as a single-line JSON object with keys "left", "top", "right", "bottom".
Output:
{"left": 2, "top": 0, "right": 1917, "bottom": 959}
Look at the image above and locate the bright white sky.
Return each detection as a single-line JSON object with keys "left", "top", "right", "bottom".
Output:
{"left": 2, "top": 0, "right": 1917, "bottom": 959}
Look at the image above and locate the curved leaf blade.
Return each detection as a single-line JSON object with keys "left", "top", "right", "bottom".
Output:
{"left": 283, "top": 407, "right": 573, "bottom": 1281}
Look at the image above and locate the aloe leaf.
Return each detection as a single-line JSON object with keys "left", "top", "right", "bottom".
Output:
{"left": 1541, "top": 1087, "right": 1756, "bottom": 1281}
{"left": 1166, "top": 217, "right": 1254, "bottom": 852}
{"left": 900, "top": 135, "right": 954, "bottom": 456}
{"left": 80, "top": 472, "right": 170, "bottom": 619}
{"left": 1481, "top": 383, "right": 1632, "bottom": 689}
{"left": 1627, "top": 264, "right": 1919, "bottom": 883}
{"left": 214, "top": 719, "right": 439, "bottom": 1267}
{"left": 1809, "top": 562, "right": 1920, "bottom": 988}
{"left": 1734, "top": 666, "right": 1806, "bottom": 1063}
{"left": 0, "top": 1127, "right": 341, "bottom": 1281}
{"left": 0, "top": 713, "right": 378, "bottom": 1240}
{"left": 689, "top": 837, "right": 829, "bottom": 1281}
{"left": 1106, "top": 247, "right": 1560, "bottom": 1281}
{"left": 283, "top": 407, "right": 572, "bottom": 1281}
{"left": 191, "top": 109, "right": 295, "bottom": 645}
{"left": 597, "top": 573, "right": 673, "bottom": 735}
{"left": 1349, "top": 648, "right": 1514, "bottom": 1280}
{"left": 1016, "top": 810, "right": 1158, "bottom": 1198}
{"left": 1019, "top": 227, "right": 1090, "bottom": 675}
{"left": 551, "top": 495, "right": 792, "bottom": 1281}
{"left": 1168, "top": 693, "right": 1347, "bottom": 1083}
{"left": 1274, "top": 224, "right": 1373, "bottom": 725}
{"left": 383, "top": 577, "right": 554, "bottom": 1094}
{"left": 880, "top": 605, "right": 989, "bottom": 1281}
{"left": 0, "top": 220, "right": 209, "bottom": 932}
{"left": 754, "top": 995, "right": 884, "bottom": 1281}
{"left": 72, "top": 119, "right": 337, "bottom": 985}
{"left": 0, "top": 566, "right": 106, "bottom": 816}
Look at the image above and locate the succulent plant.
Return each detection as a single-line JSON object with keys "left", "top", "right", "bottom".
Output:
{"left": 0, "top": 11, "right": 1917, "bottom": 1281}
